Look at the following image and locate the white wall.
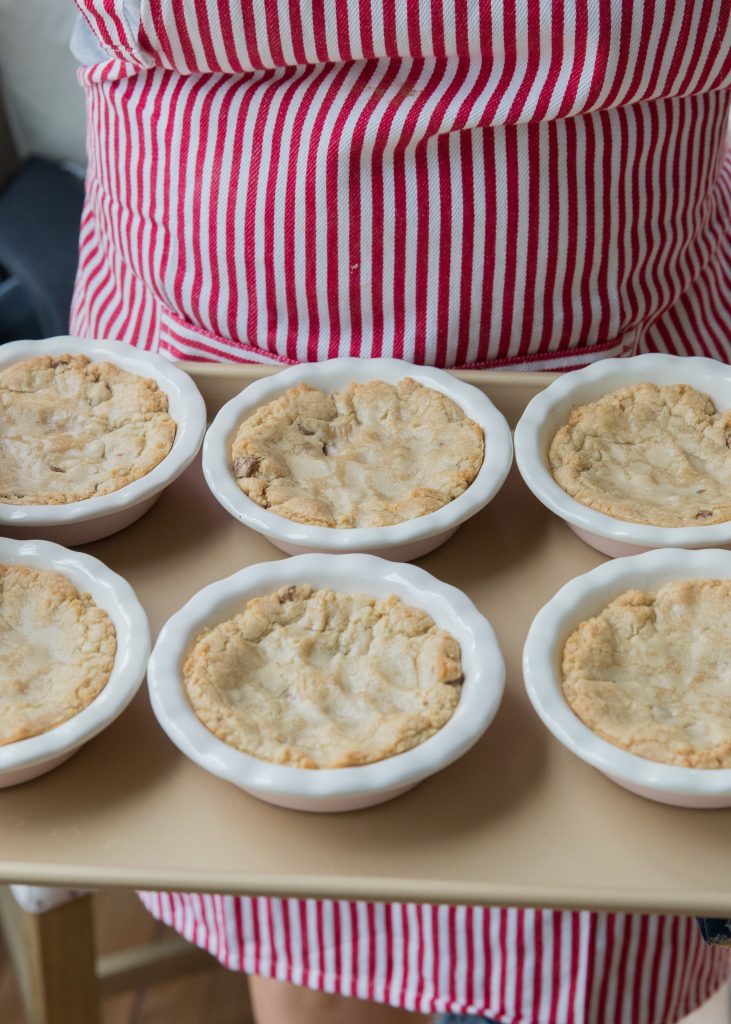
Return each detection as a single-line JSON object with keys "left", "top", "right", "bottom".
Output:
{"left": 0, "top": 0, "right": 86, "bottom": 167}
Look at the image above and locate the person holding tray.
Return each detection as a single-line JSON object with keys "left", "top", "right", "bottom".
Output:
{"left": 68, "top": 2, "right": 731, "bottom": 1023}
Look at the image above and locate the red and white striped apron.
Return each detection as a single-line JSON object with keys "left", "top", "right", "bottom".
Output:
{"left": 70, "top": 1, "right": 731, "bottom": 1020}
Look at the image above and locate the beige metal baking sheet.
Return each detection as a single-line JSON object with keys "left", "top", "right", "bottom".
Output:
{"left": 0, "top": 366, "right": 729, "bottom": 916}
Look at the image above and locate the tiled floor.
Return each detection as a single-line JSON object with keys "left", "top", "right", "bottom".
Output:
{"left": 0, "top": 890, "right": 728, "bottom": 1023}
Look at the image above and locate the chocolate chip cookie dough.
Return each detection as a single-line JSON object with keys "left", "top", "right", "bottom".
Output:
{"left": 231, "top": 378, "right": 484, "bottom": 528}
{"left": 0, "top": 354, "right": 176, "bottom": 505}
{"left": 549, "top": 383, "right": 731, "bottom": 527}
{"left": 183, "top": 584, "right": 463, "bottom": 768}
{"left": 0, "top": 564, "right": 116, "bottom": 744}
{"left": 562, "top": 579, "right": 731, "bottom": 768}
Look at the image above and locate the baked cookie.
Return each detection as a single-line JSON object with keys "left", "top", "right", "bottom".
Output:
{"left": 0, "top": 564, "right": 116, "bottom": 745}
{"left": 549, "top": 383, "right": 731, "bottom": 527}
{"left": 231, "top": 378, "right": 484, "bottom": 528}
{"left": 183, "top": 584, "right": 463, "bottom": 768}
{"left": 0, "top": 353, "right": 176, "bottom": 504}
{"left": 562, "top": 579, "right": 731, "bottom": 768}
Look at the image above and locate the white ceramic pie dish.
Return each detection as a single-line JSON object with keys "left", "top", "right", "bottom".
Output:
{"left": 147, "top": 553, "right": 505, "bottom": 812}
{"left": 514, "top": 353, "right": 731, "bottom": 557}
{"left": 202, "top": 358, "right": 513, "bottom": 561}
{"left": 0, "top": 336, "right": 207, "bottom": 545}
{"left": 523, "top": 547, "right": 731, "bottom": 808}
{"left": 0, "top": 537, "right": 150, "bottom": 787}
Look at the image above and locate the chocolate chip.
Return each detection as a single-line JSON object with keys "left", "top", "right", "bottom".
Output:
{"left": 696, "top": 489, "right": 706, "bottom": 494}
{"left": 233, "top": 456, "right": 259, "bottom": 478}
{"left": 49, "top": 466, "right": 64, "bottom": 473}
{"left": 278, "top": 585, "right": 297, "bottom": 603}
{"left": 696, "top": 510, "right": 713, "bottom": 519}
{"left": 297, "top": 423, "right": 315, "bottom": 436}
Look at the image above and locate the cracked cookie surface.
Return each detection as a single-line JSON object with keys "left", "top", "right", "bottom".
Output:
{"left": 0, "top": 564, "right": 116, "bottom": 744}
{"left": 562, "top": 579, "right": 731, "bottom": 768}
{"left": 183, "top": 584, "right": 463, "bottom": 768}
{"left": 549, "top": 383, "right": 731, "bottom": 527}
{"left": 0, "top": 354, "right": 177, "bottom": 504}
{"left": 231, "top": 378, "right": 484, "bottom": 528}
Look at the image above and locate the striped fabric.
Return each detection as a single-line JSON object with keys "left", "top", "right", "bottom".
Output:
{"left": 71, "top": 2, "right": 731, "bottom": 1020}
{"left": 136, "top": 893, "right": 731, "bottom": 1023}
{"left": 70, "top": 0, "right": 731, "bottom": 369}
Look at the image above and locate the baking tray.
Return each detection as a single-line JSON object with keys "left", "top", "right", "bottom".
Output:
{"left": 0, "top": 366, "right": 729, "bottom": 917}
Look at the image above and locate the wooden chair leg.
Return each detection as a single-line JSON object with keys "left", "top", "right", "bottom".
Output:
{"left": 0, "top": 885, "right": 100, "bottom": 1024}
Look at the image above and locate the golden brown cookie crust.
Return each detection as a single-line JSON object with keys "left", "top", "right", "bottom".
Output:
{"left": 0, "top": 564, "right": 117, "bottom": 745}
{"left": 549, "top": 383, "right": 731, "bottom": 528}
{"left": 0, "top": 353, "right": 177, "bottom": 505}
{"left": 231, "top": 378, "right": 484, "bottom": 528}
{"left": 183, "top": 584, "right": 463, "bottom": 768}
{"left": 562, "top": 579, "right": 731, "bottom": 768}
